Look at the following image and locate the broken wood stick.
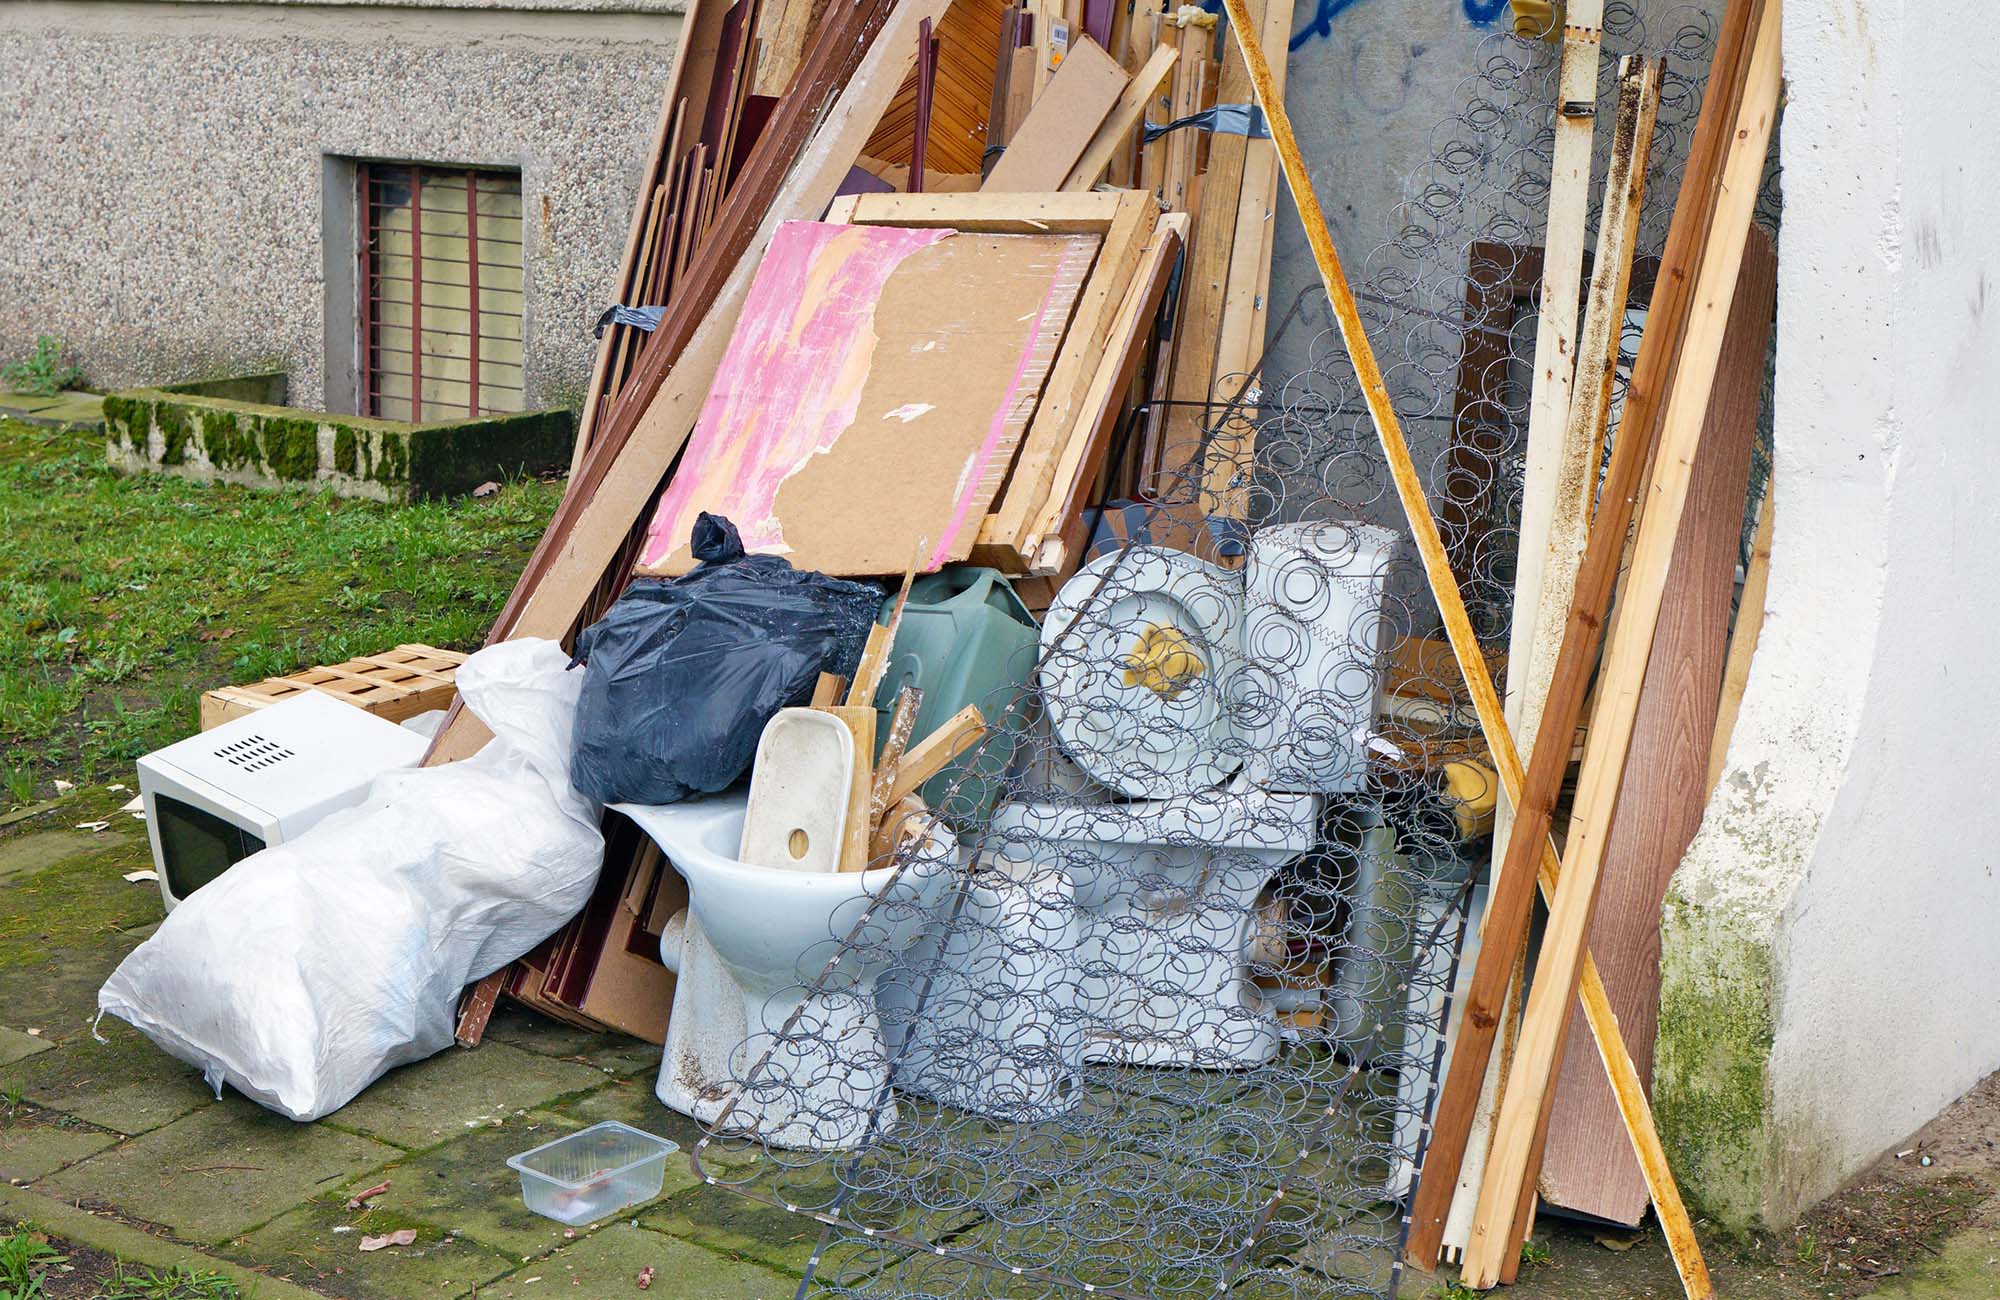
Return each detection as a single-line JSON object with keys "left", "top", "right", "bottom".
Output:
{"left": 810, "top": 672, "right": 849, "bottom": 708}
{"left": 1216, "top": 2, "right": 1711, "bottom": 1295}
{"left": 870, "top": 686, "right": 925, "bottom": 841}
{"left": 884, "top": 704, "right": 985, "bottom": 807}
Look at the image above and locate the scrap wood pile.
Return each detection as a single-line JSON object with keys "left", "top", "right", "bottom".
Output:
{"left": 95, "top": 0, "right": 1789, "bottom": 1294}
{"left": 443, "top": 0, "right": 1783, "bottom": 1291}
{"left": 423, "top": 0, "right": 1310, "bottom": 1043}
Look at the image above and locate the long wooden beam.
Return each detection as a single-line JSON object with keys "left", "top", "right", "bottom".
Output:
{"left": 1460, "top": 6, "right": 1783, "bottom": 1284}
{"left": 1214, "top": 2, "right": 1711, "bottom": 1295}
{"left": 1447, "top": 37, "right": 1643, "bottom": 1260}
{"left": 1406, "top": 0, "right": 1776, "bottom": 1275}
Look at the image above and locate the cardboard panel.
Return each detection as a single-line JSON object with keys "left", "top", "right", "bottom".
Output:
{"left": 637, "top": 219, "right": 1098, "bottom": 575}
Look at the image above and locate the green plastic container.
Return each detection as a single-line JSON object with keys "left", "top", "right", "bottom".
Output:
{"left": 872, "top": 567, "right": 1039, "bottom": 828}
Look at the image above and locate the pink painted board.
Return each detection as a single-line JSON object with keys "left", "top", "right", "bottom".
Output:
{"left": 637, "top": 218, "right": 1098, "bottom": 576}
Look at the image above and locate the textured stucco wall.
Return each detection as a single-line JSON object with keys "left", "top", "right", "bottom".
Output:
{"left": 0, "top": 1, "right": 682, "bottom": 410}
{"left": 1659, "top": 0, "right": 2000, "bottom": 1230}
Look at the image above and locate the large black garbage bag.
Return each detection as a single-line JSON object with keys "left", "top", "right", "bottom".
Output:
{"left": 569, "top": 513, "right": 881, "bottom": 805}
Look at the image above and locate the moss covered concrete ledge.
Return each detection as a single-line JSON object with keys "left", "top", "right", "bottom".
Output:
{"left": 102, "top": 373, "right": 572, "bottom": 501}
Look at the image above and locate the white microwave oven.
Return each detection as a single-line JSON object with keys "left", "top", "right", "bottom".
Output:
{"left": 136, "top": 691, "right": 431, "bottom": 910}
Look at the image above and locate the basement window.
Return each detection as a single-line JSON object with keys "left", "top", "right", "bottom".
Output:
{"left": 361, "top": 162, "right": 525, "bottom": 421}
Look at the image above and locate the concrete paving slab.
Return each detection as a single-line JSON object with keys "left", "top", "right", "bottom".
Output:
{"left": 481, "top": 1222, "right": 802, "bottom": 1300}
{"left": 0, "top": 1114, "right": 120, "bottom": 1182}
{"left": 324, "top": 1040, "right": 614, "bottom": 1151}
{"left": 40, "top": 1094, "right": 398, "bottom": 1243}
{"left": 640, "top": 1181, "right": 827, "bottom": 1277}
{"left": 229, "top": 1196, "right": 517, "bottom": 1300}
{"left": 0, "top": 828, "right": 140, "bottom": 885}
{"left": 0, "top": 1020, "right": 212, "bottom": 1135}
{"left": 333, "top": 1115, "right": 605, "bottom": 1259}
{"left": 0, "top": 1026, "right": 53, "bottom": 1068}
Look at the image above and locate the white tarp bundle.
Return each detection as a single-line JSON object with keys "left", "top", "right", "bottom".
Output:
{"left": 99, "top": 638, "right": 603, "bottom": 1121}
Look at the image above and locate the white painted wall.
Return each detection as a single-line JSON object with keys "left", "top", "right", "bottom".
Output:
{"left": 1667, "top": 0, "right": 2000, "bottom": 1226}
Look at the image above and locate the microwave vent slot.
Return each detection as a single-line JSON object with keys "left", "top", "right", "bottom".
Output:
{"left": 213, "top": 734, "right": 298, "bottom": 773}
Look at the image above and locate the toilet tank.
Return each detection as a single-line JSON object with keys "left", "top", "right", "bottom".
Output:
{"left": 871, "top": 567, "right": 1038, "bottom": 828}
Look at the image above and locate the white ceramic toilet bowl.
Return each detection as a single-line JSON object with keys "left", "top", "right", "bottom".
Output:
{"left": 985, "top": 785, "right": 1318, "bottom": 1068}
{"left": 615, "top": 794, "right": 952, "bottom": 1151}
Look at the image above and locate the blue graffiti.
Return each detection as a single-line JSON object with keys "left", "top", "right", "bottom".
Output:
{"left": 1290, "top": 0, "right": 1504, "bottom": 51}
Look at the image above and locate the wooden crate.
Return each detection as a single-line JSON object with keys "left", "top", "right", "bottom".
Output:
{"left": 199, "top": 644, "right": 469, "bottom": 731}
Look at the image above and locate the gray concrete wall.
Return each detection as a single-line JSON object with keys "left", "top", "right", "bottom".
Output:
{"left": 0, "top": 0, "right": 683, "bottom": 411}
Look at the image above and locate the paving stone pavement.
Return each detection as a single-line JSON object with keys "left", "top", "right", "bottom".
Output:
{"left": 4, "top": 788, "right": 1997, "bottom": 1299}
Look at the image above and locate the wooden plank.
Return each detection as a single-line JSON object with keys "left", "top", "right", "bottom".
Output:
{"left": 1708, "top": 487, "right": 1773, "bottom": 789}
{"left": 1458, "top": 4, "right": 1781, "bottom": 1285}
{"left": 1441, "top": 49, "right": 1657, "bottom": 1263}
{"left": 1006, "top": 43, "right": 1038, "bottom": 138}
{"left": 1503, "top": 0, "right": 1606, "bottom": 718}
{"left": 810, "top": 672, "right": 849, "bottom": 708}
{"left": 839, "top": 187, "right": 1127, "bottom": 231}
{"left": 1218, "top": 4, "right": 1711, "bottom": 1296}
{"left": 977, "top": 191, "right": 1154, "bottom": 566}
{"left": 885, "top": 705, "right": 986, "bottom": 805}
{"left": 870, "top": 686, "right": 926, "bottom": 835}
{"left": 1022, "top": 212, "right": 1187, "bottom": 565}
{"left": 1156, "top": 0, "right": 1256, "bottom": 490}
{"left": 631, "top": 223, "right": 1098, "bottom": 576}
{"left": 983, "top": 36, "right": 1128, "bottom": 191}
{"left": 1538, "top": 226, "right": 1777, "bottom": 1227}
{"left": 1159, "top": 16, "right": 1208, "bottom": 213}
{"left": 1061, "top": 43, "right": 1178, "bottom": 190}
{"left": 813, "top": 705, "right": 878, "bottom": 872}
{"left": 1402, "top": 0, "right": 1770, "bottom": 1272}
{"left": 1196, "top": 0, "right": 1292, "bottom": 521}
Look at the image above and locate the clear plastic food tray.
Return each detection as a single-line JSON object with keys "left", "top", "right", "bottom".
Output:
{"left": 506, "top": 1121, "right": 680, "bottom": 1225}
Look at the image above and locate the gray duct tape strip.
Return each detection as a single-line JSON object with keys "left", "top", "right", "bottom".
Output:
{"left": 592, "top": 304, "right": 666, "bottom": 338}
{"left": 1141, "top": 102, "right": 1270, "bottom": 144}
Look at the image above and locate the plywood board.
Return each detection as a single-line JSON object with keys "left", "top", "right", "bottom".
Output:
{"left": 1537, "top": 226, "right": 1776, "bottom": 1227}
{"left": 635, "top": 220, "right": 1098, "bottom": 575}
{"left": 982, "top": 35, "right": 1128, "bottom": 191}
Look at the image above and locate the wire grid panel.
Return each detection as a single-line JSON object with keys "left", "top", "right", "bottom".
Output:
{"left": 663, "top": 8, "right": 1745, "bottom": 1299}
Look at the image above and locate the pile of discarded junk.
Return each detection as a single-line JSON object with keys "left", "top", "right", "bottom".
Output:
{"left": 98, "top": 0, "right": 1782, "bottom": 1294}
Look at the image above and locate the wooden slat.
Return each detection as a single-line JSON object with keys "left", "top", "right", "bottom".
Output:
{"left": 1442, "top": 50, "right": 1656, "bottom": 1262}
{"left": 1061, "top": 43, "right": 1178, "bottom": 190}
{"left": 1402, "top": 0, "right": 1770, "bottom": 1271}
{"left": 983, "top": 35, "right": 1128, "bottom": 191}
{"left": 1458, "top": 4, "right": 1780, "bottom": 1285}
{"left": 1218, "top": 4, "right": 1711, "bottom": 1297}
{"left": 978, "top": 190, "right": 1154, "bottom": 564}
{"left": 1196, "top": 0, "right": 1293, "bottom": 521}
{"left": 1022, "top": 212, "right": 1188, "bottom": 565}
{"left": 1156, "top": 0, "right": 1256, "bottom": 490}
{"left": 1537, "top": 226, "right": 1777, "bottom": 1226}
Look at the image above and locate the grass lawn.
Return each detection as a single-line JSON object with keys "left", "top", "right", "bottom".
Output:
{"left": 0, "top": 417, "right": 561, "bottom": 814}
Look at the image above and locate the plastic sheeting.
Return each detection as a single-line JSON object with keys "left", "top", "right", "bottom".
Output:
{"left": 98, "top": 638, "right": 605, "bottom": 1121}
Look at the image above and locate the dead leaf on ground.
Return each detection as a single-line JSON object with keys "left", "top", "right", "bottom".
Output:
{"left": 1592, "top": 1229, "right": 1646, "bottom": 1252}
{"left": 472, "top": 481, "right": 502, "bottom": 498}
{"left": 359, "top": 1229, "right": 418, "bottom": 1252}
{"left": 198, "top": 627, "right": 241, "bottom": 643}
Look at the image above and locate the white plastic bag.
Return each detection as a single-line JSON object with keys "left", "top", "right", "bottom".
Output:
{"left": 98, "top": 638, "right": 604, "bottom": 1121}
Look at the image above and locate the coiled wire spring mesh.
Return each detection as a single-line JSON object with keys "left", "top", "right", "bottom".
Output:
{"left": 661, "top": 7, "right": 1774, "bottom": 1298}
